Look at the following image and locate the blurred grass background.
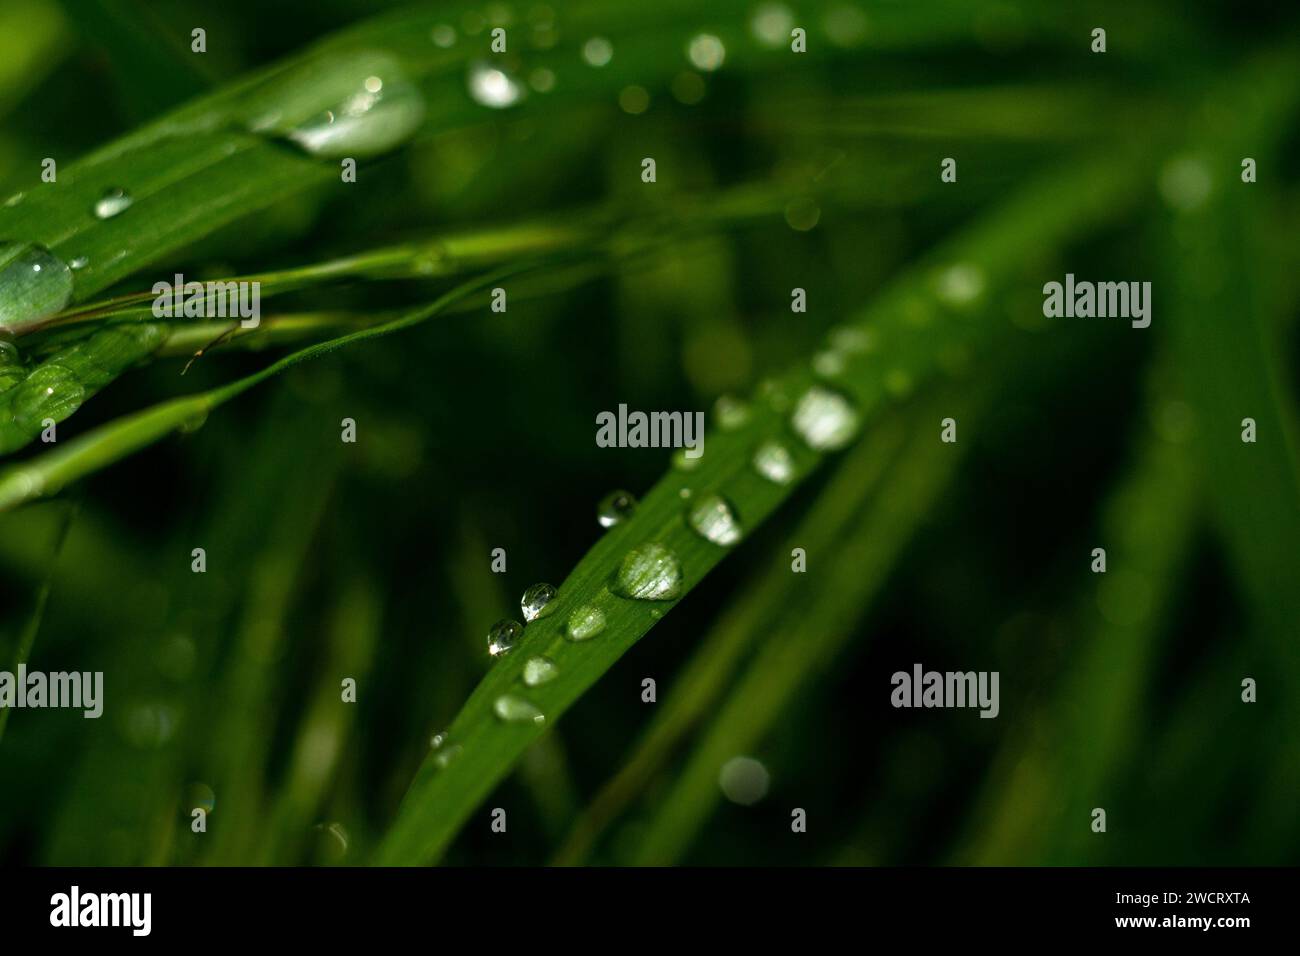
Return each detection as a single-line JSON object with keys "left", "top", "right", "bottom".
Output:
{"left": 0, "top": 0, "right": 1297, "bottom": 865}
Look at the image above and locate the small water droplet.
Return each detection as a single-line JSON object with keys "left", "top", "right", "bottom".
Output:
{"left": 784, "top": 198, "right": 821, "bottom": 231}
{"left": 434, "top": 744, "right": 463, "bottom": 768}
{"left": 719, "top": 755, "right": 770, "bottom": 805}
{"left": 934, "top": 263, "right": 985, "bottom": 306}
{"left": 187, "top": 782, "right": 216, "bottom": 813}
{"left": 429, "top": 730, "right": 449, "bottom": 749}
{"left": 614, "top": 543, "right": 683, "bottom": 600}
{"left": 520, "top": 583, "right": 556, "bottom": 622}
{"left": 672, "top": 447, "right": 702, "bottom": 470}
{"left": 1159, "top": 155, "right": 1213, "bottom": 211}
{"left": 688, "top": 494, "right": 744, "bottom": 546}
{"left": 751, "top": 3, "right": 795, "bottom": 47}
{"left": 431, "top": 24, "right": 457, "bottom": 47}
{"left": 811, "top": 349, "right": 846, "bottom": 377}
{"left": 487, "top": 618, "right": 523, "bottom": 657}
{"left": 468, "top": 61, "right": 525, "bottom": 108}
{"left": 313, "top": 822, "right": 350, "bottom": 862}
{"left": 597, "top": 489, "right": 637, "bottom": 527}
{"left": 494, "top": 694, "right": 546, "bottom": 724}
{"left": 92, "top": 187, "right": 134, "bottom": 220}
{"left": 69, "top": 256, "right": 89, "bottom": 271}
{"left": 529, "top": 67, "right": 556, "bottom": 92}
{"left": 523, "top": 656, "right": 558, "bottom": 686}
{"left": 678, "top": 487, "right": 692, "bottom": 499}
{"left": 687, "top": 33, "right": 726, "bottom": 71}
{"left": 3, "top": 193, "right": 24, "bottom": 208}
{"left": 753, "top": 441, "right": 795, "bottom": 484}
{"left": 827, "top": 325, "right": 875, "bottom": 354}
{"left": 713, "top": 394, "right": 751, "bottom": 430}
{"left": 791, "top": 384, "right": 859, "bottom": 451}
{"left": 566, "top": 605, "right": 606, "bottom": 641}
{"left": 582, "top": 36, "right": 613, "bottom": 67}
{"left": 618, "top": 84, "right": 650, "bottom": 114}
{"left": 0, "top": 242, "right": 74, "bottom": 336}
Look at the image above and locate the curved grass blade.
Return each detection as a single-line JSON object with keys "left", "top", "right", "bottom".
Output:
{"left": 373, "top": 150, "right": 1152, "bottom": 865}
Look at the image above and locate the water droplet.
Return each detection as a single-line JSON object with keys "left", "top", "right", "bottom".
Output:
{"left": 313, "top": 822, "right": 350, "bottom": 862}
{"left": 431, "top": 24, "right": 457, "bottom": 47}
{"left": 487, "top": 618, "right": 523, "bottom": 657}
{"left": 614, "top": 543, "right": 683, "bottom": 600}
{"left": 672, "top": 447, "right": 702, "bottom": 470}
{"left": 429, "top": 730, "right": 449, "bottom": 749}
{"left": 688, "top": 494, "right": 744, "bottom": 546}
{"left": 687, "top": 33, "right": 726, "bottom": 71}
{"left": 618, "top": 84, "right": 650, "bottom": 114}
{"left": 249, "top": 51, "right": 426, "bottom": 159}
{"left": 467, "top": 61, "right": 525, "bottom": 108}
{"left": 934, "top": 263, "right": 985, "bottom": 306}
{"left": 884, "top": 368, "right": 913, "bottom": 397}
{"left": 69, "top": 256, "right": 89, "bottom": 271}
{"left": 597, "top": 489, "right": 637, "bottom": 527}
{"left": 3, "top": 193, "right": 24, "bottom": 208}
{"left": 0, "top": 242, "right": 74, "bottom": 336}
{"left": 92, "top": 187, "right": 134, "bottom": 220}
{"left": 1159, "top": 155, "right": 1213, "bottom": 211}
{"left": 791, "top": 385, "right": 859, "bottom": 451}
{"left": 520, "top": 583, "right": 556, "bottom": 622}
{"left": 494, "top": 694, "right": 546, "bottom": 724}
{"left": 827, "top": 325, "right": 875, "bottom": 354}
{"left": 187, "top": 782, "right": 216, "bottom": 813}
{"left": 4, "top": 364, "right": 84, "bottom": 438}
{"left": 529, "top": 68, "right": 556, "bottom": 92}
{"left": 753, "top": 441, "right": 795, "bottom": 484}
{"left": 582, "top": 36, "right": 613, "bottom": 67}
{"left": 713, "top": 394, "right": 751, "bottom": 430}
{"left": 751, "top": 3, "right": 795, "bottom": 47}
{"left": 784, "top": 198, "right": 820, "bottom": 231}
{"left": 719, "top": 755, "right": 770, "bottom": 805}
{"left": 671, "top": 71, "right": 707, "bottom": 105}
{"left": 812, "top": 349, "right": 846, "bottom": 377}
{"left": 566, "top": 605, "right": 606, "bottom": 641}
{"left": 678, "top": 487, "right": 692, "bottom": 499}
{"left": 523, "top": 656, "right": 558, "bottom": 686}
{"left": 434, "top": 744, "right": 463, "bottom": 768}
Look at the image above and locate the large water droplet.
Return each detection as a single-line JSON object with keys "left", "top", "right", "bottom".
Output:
{"left": 487, "top": 618, "right": 523, "bottom": 657}
{"left": 614, "top": 543, "right": 683, "bottom": 601}
{"left": 597, "top": 489, "right": 637, "bottom": 527}
{"left": 249, "top": 51, "right": 426, "bottom": 159}
{"left": 494, "top": 694, "right": 546, "bottom": 724}
{"left": 523, "top": 656, "right": 558, "bottom": 686}
{"left": 0, "top": 242, "right": 74, "bottom": 336}
{"left": 3, "top": 364, "right": 85, "bottom": 447}
{"left": 752, "top": 441, "right": 795, "bottom": 484}
{"left": 718, "top": 755, "right": 770, "bottom": 805}
{"left": 521, "top": 583, "right": 556, "bottom": 622}
{"left": 791, "top": 385, "right": 859, "bottom": 451}
{"left": 688, "top": 494, "right": 744, "bottom": 546}
{"left": 467, "top": 61, "right": 525, "bottom": 108}
{"left": 92, "top": 188, "right": 134, "bottom": 220}
{"left": 566, "top": 605, "right": 606, "bottom": 641}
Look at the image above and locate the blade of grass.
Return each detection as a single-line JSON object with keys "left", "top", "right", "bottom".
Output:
{"left": 374, "top": 149, "right": 1153, "bottom": 865}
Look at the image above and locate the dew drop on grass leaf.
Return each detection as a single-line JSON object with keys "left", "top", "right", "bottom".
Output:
{"left": 614, "top": 543, "right": 683, "bottom": 600}
{"left": 687, "top": 494, "right": 744, "bottom": 546}
{"left": 92, "top": 188, "right": 134, "bottom": 220}
{"left": 790, "top": 384, "right": 859, "bottom": 451}
{"left": 467, "top": 61, "right": 525, "bottom": 108}
{"left": 565, "top": 605, "right": 606, "bottom": 641}
{"left": 752, "top": 441, "right": 795, "bottom": 484}
{"left": 521, "top": 583, "right": 556, "bottom": 622}
{"left": 6, "top": 365, "right": 85, "bottom": 435}
{"left": 487, "top": 618, "right": 523, "bottom": 657}
{"left": 434, "top": 744, "right": 463, "bottom": 769}
{"left": 0, "top": 242, "right": 74, "bottom": 336}
{"left": 713, "top": 394, "right": 751, "bottom": 430}
{"left": 597, "top": 489, "right": 637, "bottom": 527}
{"left": 523, "top": 656, "right": 558, "bottom": 686}
{"left": 494, "top": 694, "right": 545, "bottom": 724}
{"left": 248, "top": 51, "right": 426, "bottom": 159}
